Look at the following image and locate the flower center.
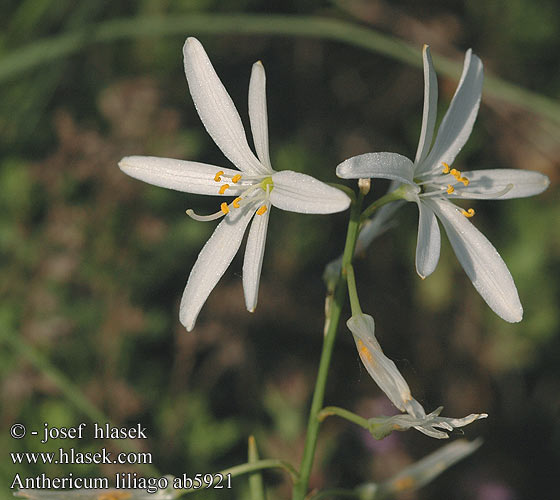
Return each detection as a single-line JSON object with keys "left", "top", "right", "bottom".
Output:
{"left": 185, "top": 171, "right": 272, "bottom": 222}
{"left": 416, "top": 162, "right": 475, "bottom": 218}
{"left": 260, "top": 176, "right": 274, "bottom": 192}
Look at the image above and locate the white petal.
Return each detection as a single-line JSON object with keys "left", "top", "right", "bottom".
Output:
{"left": 118, "top": 156, "right": 247, "bottom": 196}
{"left": 414, "top": 45, "right": 438, "bottom": 165}
{"left": 336, "top": 152, "right": 416, "bottom": 186}
{"left": 420, "top": 50, "right": 483, "bottom": 175}
{"left": 179, "top": 202, "right": 257, "bottom": 331}
{"left": 248, "top": 61, "right": 272, "bottom": 169}
{"left": 413, "top": 425, "right": 450, "bottom": 439}
{"left": 451, "top": 169, "right": 550, "bottom": 199}
{"left": 427, "top": 198, "right": 523, "bottom": 322}
{"left": 270, "top": 171, "right": 351, "bottom": 214}
{"left": 415, "top": 201, "right": 441, "bottom": 278}
{"left": 183, "top": 38, "right": 268, "bottom": 175}
{"left": 243, "top": 201, "right": 270, "bottom": 312}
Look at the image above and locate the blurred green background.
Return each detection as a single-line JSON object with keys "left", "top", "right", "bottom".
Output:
{"left": 1, "top": 1, "right": 559, "bottom": 499}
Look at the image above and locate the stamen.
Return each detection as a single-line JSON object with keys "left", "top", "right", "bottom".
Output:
{"left": 460, "top": 176, "right": 469, "bottom": 186}
{"left": 461, "top": 208, "right": 475, "bottom": 218}
{"left": 442, "top": 162, "right": 450, "bottom": 174}
{"left": 214, "top": 170, "right": 224, "bottom": 182}
{"left": 447, "top": 184, "right": 455, "bottom": 194}
{"left": 186, "top": 208, "right": 226, "bottom": 222}
{"left": 232, "top": 174, "right": 242, "bottom": 183}
{"left": 454, "top": 183, "right": 514, "bottom": 200}
{"left": 232, "top": 197, "right": 241, "bottom": 208}
{"left": 221, "top": 202, "right": 229, "bottom": 215}
{"left": 219, "top": 184, "right": 230, "bottom": 194}
{"left": 256, "top": 205, "right": 268, "bottom": 216}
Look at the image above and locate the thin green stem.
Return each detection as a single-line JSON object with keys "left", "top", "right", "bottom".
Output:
{"left": 293, "top": 190, "right": 364, "bottom": 500}
{"left": 1, "top": 14, "right": 559, "bottom": 125}
{"left": 318, "top": 406, "right": 369, "bottom": 430}
{"left": 360, "top": 189, "right": 405, "bottom": 223}
{"left": 175, "top": 459, "right": 298, "bottom": 496}
{"left": 346, "top": 265, "right": 362, "bottom": 317}
{"left": 248, "top": 436, "right": 267, "bottom": 500}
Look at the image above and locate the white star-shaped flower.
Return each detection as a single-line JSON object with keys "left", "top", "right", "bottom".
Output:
{"left": 119, "top": 38, "right": 350, "bottom": 331}
{"left": 348, "top": 313, "right": 487, "bottom": 439}
{"left": 337, "top": 46, "right": 549, "bottom": 322}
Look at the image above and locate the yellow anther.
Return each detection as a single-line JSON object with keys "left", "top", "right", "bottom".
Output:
{"left": 232, "top": 197, "right": 241, "bottom": 208}
{"left": 357, "top": 340, "right": 374, "bottom": 364}
{"left": 256, "top": 205, "right": 268, "bottom": 216}
{"left": 231, "top": 174, "right": 242, "bottom": 183}
{"left": 460, "top": 176, "right": 470, "bottom": 186}
{"left": 214, "top": 170, "right": 224, "bottom": 182}
{"left": 219, "top": 183, "right": 230, "bottom": 194}
{"left": 441, "top": 162, "right": 450, "bottom": 174}
{"left": 450, "top": 168, "right": 462, "bottom": 180}
{"left": 447, "top": 184, "right": 455, "bottom": 194}
{"left": 461, "top": 208, "right": 475, "bottom": 218}
{"left": 220, "top": 202, "right": 229, "bottom": 214}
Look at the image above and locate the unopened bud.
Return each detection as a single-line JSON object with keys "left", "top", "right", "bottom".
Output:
{"left": 358, "top": 178, "right": 371, "bottom": 195}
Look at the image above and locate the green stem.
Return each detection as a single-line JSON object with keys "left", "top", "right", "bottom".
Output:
{"left": 1, "top": 14, "right": 559, "bottom": 125}
{"left": 346, "top": 265, "right": 362, "bottom": 317}
{"left": 175, "top": 459, "right": 298, "bottom": 496}
{"left": 318, "top": 406, "right": 369, "bottom": 430}
{"left": 248, "top": 436, "right": 267, "bottom": 500}
{"left": 360, "top": 189, "right": 405, "bottom": 223}
{"left": 293, "top": 190, "right": 364, "bottom": 500}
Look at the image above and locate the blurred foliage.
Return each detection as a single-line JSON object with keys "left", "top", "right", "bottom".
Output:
{"left": 1, "top": 1, "right": 559, "bottom": 499}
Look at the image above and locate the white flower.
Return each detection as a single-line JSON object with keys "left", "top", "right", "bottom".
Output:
{"left": 357, "top": 438, "right": 482, "bottom": 499}
{"left": 348, "top": 313, "right": 487, "bottom": 439}
{"left": 119, "top": 38, "right": 350, "bottom": 331}
{"left": 337, "top": 46, "right": 550, "bottom": 323}
{"left": 368, "top": 406, "right": 487, "bottom": 440}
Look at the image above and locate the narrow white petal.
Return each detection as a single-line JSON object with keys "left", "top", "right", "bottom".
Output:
{"left": 270, "top": 171, "right": 351, "bottom": 214}
{"left": 248, "top": 61, "right": 272, "bottom": 169}
{"left": 183, "top": 38, "right": 268, "bottom": 175}
{"left": 179, "top": 203, "right": 257, "bottom": 331}
{"left": 243, "top": 201, "right": 270, "bottom": 312}
{"left": 451, "top": 169, "right": 550, "bottom": 199}
{"left": 414, "top": 45, "right": 439, "bottom": 165}
{"left": 436, "top": 412, "right": 488, "bottom": 428}
{"left": 336, "top": 152, "right": 416, "bottom": 186}
{"left": 118, "top": 156, "right": 246, "bottom": 196}
{"left": 427, "top": 198, "right": 523, "bottom": 322}
{"left": 415, "top": 201, "right": 441, "bottom": 278}
{"left": 420, "top": 50, "right": 483, "bottom": 175}
{"left": 413, "top": 425, "right": 450, "bottom": 439}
